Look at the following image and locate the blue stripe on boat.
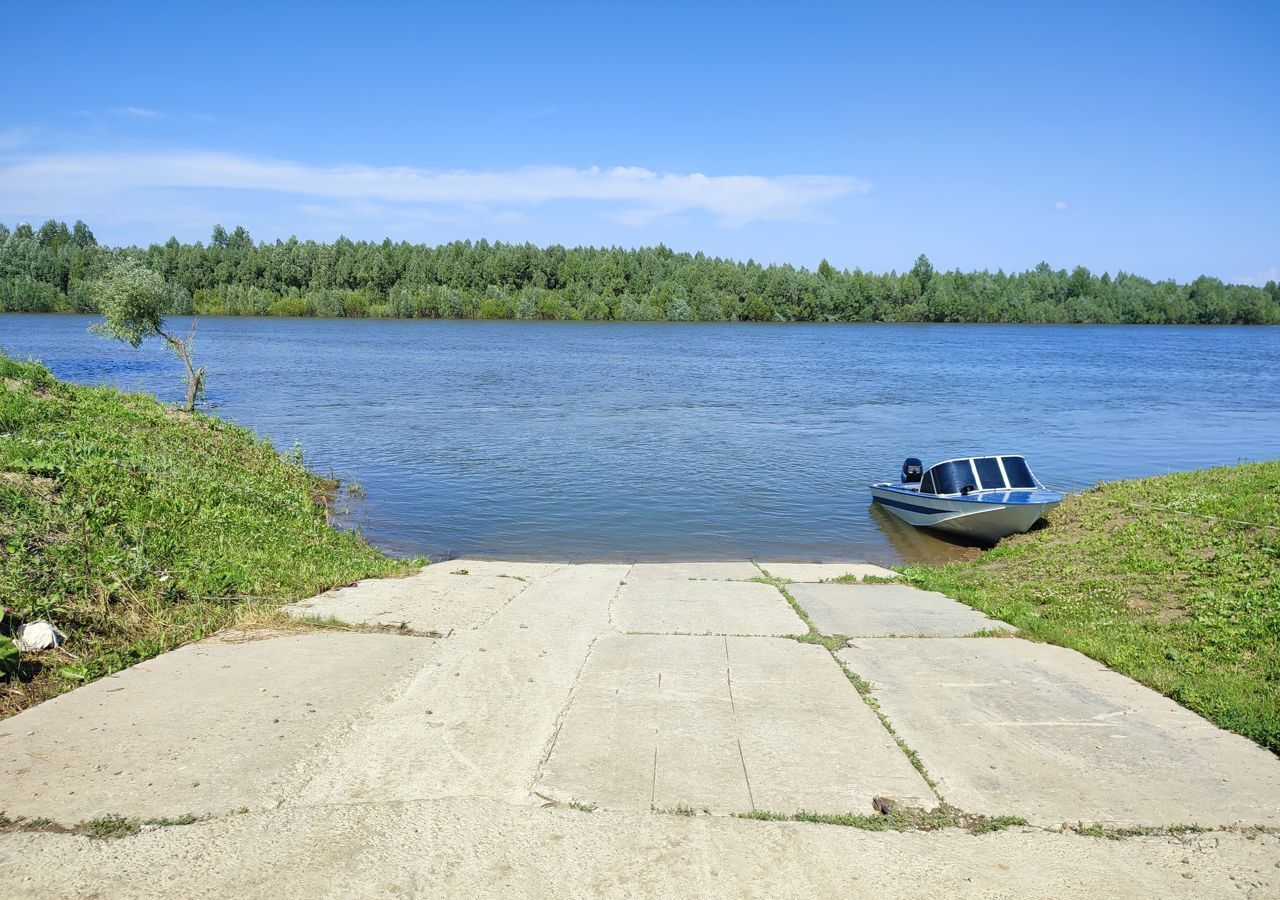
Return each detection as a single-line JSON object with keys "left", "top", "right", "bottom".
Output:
{"left": 873, "top": 495, "right": 950, "bottom": 516}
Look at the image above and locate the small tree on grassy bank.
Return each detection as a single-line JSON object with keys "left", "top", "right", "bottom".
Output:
{"left": 91, "top": 259, "right": 206, "bottom": 412}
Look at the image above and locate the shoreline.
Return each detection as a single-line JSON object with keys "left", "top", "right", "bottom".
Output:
{"left": 3, "top": 351, "right": 1275, "bottom": 756}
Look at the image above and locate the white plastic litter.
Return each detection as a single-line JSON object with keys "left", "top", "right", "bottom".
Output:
{"left": 15, "top": 621, "right": 64, "bottom": 652}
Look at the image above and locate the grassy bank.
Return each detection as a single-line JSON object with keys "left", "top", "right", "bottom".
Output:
{"left": 0, "top": 353, "right": 417, "bottom": 716}
{"left": 904, "top": 462, "right": 1280, "bottom": 754}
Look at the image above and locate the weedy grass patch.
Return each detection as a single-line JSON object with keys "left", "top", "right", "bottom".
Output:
{"left": 736, "top": 803, "right": 1027, "bottom": 834}
{"left": 0, "top": 354, "right": 417, "bottom": 716}
{"left": 904, "top": 462, "right": 1280, "bottom": 753}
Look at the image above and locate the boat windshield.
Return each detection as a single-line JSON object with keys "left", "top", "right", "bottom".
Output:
{"left": 926, "top": 460, "right": 977, "bottom": 495}
{"left": 1001, "top": 456, "right": 1038, "bottom": 488}
{"left": 920, "top": 456, "right": 1040, "bottom": 495}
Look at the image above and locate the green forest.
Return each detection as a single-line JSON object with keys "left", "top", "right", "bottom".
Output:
{"left": 2, "top": 219, "right": 1277, "bottom": 324}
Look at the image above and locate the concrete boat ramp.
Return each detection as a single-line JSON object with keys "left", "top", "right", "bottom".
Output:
{"left": 1, "top": 560, "right": 1278, "bottom": 898}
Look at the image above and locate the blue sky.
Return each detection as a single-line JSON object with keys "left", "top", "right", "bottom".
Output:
{"left": 1, "top": 1, "right": 1276, "bottom": 283}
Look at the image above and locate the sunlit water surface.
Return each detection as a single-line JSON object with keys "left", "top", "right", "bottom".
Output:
{"left": 3, "top": 316, "right": 1277, "bottom": 565}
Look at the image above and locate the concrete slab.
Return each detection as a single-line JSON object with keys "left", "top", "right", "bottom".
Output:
{"left": 285, "top": 571, "right": 528, "bottom": 633}
{"left": 758, "top": 562, "right": 899, "bottom": 583}
{"left": 792, "top": 583, "right": 1012, "bottom": 637}
{"left": 295, "top": 564, "right": 630, "bottom": 806}
{"left": 0, "top": 632, "right": 435, "bottom": 823}
{"left": 726, "top": 637, "right": 933, "bottom": 813}
{"left": 626, "top": 561, "right": 762, "bottom": 581}
{"left": 612, "top": 579, "right": 805, "bottom": 635}
{"left": 5, "top": 797, "right": 1279, "bottom": 900}
{"left": 535, "top": 634, "right": 932, "bottom": 814}
{"left": 838, "top": 638, "right": 1280, "bottom": 827}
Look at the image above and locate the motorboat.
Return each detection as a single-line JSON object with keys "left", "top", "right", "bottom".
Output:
{"left": 870, "top": 455, "right": 1063, "bottom": 543}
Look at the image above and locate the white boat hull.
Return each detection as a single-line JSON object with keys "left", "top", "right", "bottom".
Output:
{"left": 870, "top": 485, "right": 1056, "bottom": 543}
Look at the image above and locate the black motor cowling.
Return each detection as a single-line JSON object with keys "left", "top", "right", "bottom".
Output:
{"left": 901, "top": 457, "right": 923, "bottom": 483}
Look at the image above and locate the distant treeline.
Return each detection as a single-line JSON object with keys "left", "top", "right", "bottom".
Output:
{"left": 2, "top": 219, "right": 1278, "bottom": 324}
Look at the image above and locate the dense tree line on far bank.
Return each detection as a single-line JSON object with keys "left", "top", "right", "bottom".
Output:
{"left": 1, "top": 219, "right": 1277, "bottom": 324}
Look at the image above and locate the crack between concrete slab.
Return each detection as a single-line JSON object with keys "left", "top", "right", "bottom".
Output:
{"left": 759, "top": 575, "right": 945, "bottom": 804}
{"left": 276, "top": 643, "right": 441, "bottom": 811}
{"left": 650, "top": 746, "right": 658, "bottom": 807}
{"left": 528, "top": 632, "right": 600, "bottom": 795}
{"left": 723, "top": 636, "right": 735, "bottom": 715}
{"left": 608, "top": 563, "right": 634, "bottom": 629}
{"left": 283, "top": 571, "right": 572, "bottom": 812}
{"left": 24, "top": 797, "right": 1273, "bottom": 843}
{"left": 723, "top": 636, "right": 757, "bottom": 811}
{"left": 477, "top": 563, "right": 568, "bottom": 634}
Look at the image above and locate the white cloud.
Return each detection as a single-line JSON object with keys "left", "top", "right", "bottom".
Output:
{"left": 1054, "top": 200, "right": 1070, "bottom": 211}
{"left": 0, "top": 150, "right": 869, "bottom": 228}
{"left": 1235, "top": 266, "right": 1277, "bottom": 286}
{"left": 109, "top": 106, "right": 163, "bottom": 118}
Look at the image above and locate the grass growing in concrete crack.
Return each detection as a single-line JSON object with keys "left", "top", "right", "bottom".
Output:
{"left": 284, "top": 613, "right": 440, "bottom": 639}
{"left": 792, "top": 631, "right": 850, "bottom": 652}
{"left": 751, "top": 573, "right": 818, "bottom": 634}
{"left": 568, "top": 800, "right": 597, "bottom": 812}
{"left": 143, "top": 814, "right": 204, "bottom": 827}
{"left": 736, "top": 804, "right": 1026, "bottom": 834}
{"left": 80, "top": 815, "right": 142, "bottom": 838}
{"left": 902, "top": 461, "right": 1280, "bottom": 754}
{"left": 1067, "top": 821, "right": 1211, "bottom": 840}
{"left": 828, "top": 652, "right": 940, "bottom": 792}
{"left": 0, "top": 355, "right": 421, "bottom": 717}
{"left": 68, "top": 813, "right": 208, "bottom": 839}
{"left": 655, "top": 804, "right": 698, "bottom": 817}
{"left": 754, "top": 565, "right": 942, "bottom": 793}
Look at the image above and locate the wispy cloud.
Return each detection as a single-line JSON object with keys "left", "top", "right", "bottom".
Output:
{"left": 1235, "top": 266, "right": 1277, "bottom": 286}
{"left": 1054, "top": 200, "right": 1071, "bottom": 211}
{"left": 0, "top": 150, "right": 869, "bottom": 227}
{"left": 109, "top": 106, "right": 163, "bottom": 118}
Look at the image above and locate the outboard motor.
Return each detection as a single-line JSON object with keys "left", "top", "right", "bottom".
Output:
{"left": 901, "top": 457, "right": 923, "bottom": 484}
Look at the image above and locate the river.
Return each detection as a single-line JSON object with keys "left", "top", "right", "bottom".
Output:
{"left": 3, "top": 315, "right": 1277, "bottom": 564}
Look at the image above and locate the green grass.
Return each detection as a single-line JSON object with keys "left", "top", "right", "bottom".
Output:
{"left": 0, "top": 353, "right": 418, "bottom": 715}
{"left": 79, "top": 814, "right": 141, "bottom": 838}
{"left": 736, "top": 804, "right": 1027, "bottom": 834}
{"left": 903, "top": 461, "right": 1280, "bottom": 753}
{"left": 655, "top": 804, "right": 698, "bottom": 816}
{"left": 1066, "top": 821, "right": 1211, "bottom": 840}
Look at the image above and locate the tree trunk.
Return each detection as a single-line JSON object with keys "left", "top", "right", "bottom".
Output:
{"left": 160, "top": 328, "right": 204, "bottom": 413}
{"left": 183, "top": 366, "right": 206, "bottom": 413}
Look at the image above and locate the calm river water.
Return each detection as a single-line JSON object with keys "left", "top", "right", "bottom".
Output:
{"left": 2, "top": 315, "right": 1277, "bottom": 564}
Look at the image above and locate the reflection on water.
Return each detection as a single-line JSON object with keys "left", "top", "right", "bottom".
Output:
{"left": 866, "top": 503, "right": 983, "bottom": 566}
{"left": 2, "top": 316, "right": 1277, "bottom": 565}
